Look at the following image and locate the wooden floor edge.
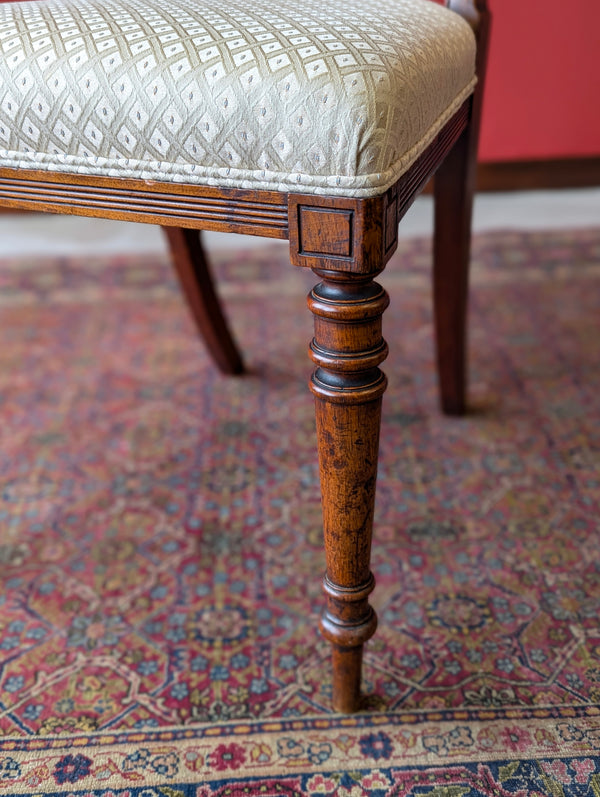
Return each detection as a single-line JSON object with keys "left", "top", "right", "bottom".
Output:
{"left": 411, "top": 156, "right": 600, "bottom": 195}
{"left": 475, "top": 157, "right": 600, "bottom": 192}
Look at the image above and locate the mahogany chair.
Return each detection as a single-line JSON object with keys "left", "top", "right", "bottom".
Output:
{"left": 0, "top": 0, "right": 489, "bottom": 712}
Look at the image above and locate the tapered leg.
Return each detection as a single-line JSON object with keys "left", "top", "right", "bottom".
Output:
{"left": 433, "top": 0, "right": 490, "bottom": 415}
{"left": 164, "top": 227, "right": 244, "bottom": 375}
{"left": 433, "top": 125, "right": 475, "bottom": 416}
{"left": 308, "top": 270, "right": 389, "bottom": 712}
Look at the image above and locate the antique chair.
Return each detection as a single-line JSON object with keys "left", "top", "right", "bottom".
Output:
{"left": 0, "top": 0, "right": 489, "bottom": 712}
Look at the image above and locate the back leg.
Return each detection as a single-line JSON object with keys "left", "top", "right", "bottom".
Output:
{"left": 164, "top": 227, "right": 244, "bottom": 375}
{"left": 433, "top": 0, "right": 490, "bottom": 415}
{"left": 433, "top": 125, "right": 475, "bottom": 415}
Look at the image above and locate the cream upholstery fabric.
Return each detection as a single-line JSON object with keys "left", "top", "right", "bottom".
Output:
{"left": 0, "top": 0, "right": 476, "bottom": 197}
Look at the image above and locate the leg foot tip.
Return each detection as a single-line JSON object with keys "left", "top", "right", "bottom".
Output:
{"left": 440, "top": 394, "right": 467, "bottom": 416}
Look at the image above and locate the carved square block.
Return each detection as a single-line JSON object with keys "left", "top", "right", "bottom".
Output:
{"left": 298, "top": 206, "right": 354, "bottom": 259}
{"left": 288, "top": 193, "right": 387, "bottom": 274}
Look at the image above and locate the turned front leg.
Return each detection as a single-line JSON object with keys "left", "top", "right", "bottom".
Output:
{"left": 308, "top": 272, "right": 389, "bottom": 712}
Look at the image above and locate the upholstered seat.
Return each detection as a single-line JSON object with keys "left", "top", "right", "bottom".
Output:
{"left": 0, "top": 0, "right": 475, "bottom": 196}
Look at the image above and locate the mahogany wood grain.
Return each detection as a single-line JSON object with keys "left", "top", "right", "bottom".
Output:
{"left": 433, "top": 0, "right": 490, "bottom": 415}
{"left": 0, "top": 171, "right": 288, "bottom": 239}
{"left": 289, "top": 194, "right": 387, "bottom": 275}
{"left": 308, "top": 272, "right": 389, "bottom": 712}
{"left": 164, "top": 228, "right": 244, "bottom": 375}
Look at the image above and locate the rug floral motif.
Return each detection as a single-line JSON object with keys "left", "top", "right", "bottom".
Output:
{"left": 0, "top": 227, "right": 599, "bottom": 793}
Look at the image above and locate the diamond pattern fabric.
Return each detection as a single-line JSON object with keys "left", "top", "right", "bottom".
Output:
{"left": 0, "top": 0, "right": 476, "bottom": 197}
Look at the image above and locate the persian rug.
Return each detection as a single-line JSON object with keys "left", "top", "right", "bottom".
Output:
{"left": 0, "top": 225, "right": 599, "bottom": 794}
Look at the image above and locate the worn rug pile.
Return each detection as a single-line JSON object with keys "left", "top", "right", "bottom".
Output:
{"left": 1, "top": 226, "right": 599, "bottom": 794}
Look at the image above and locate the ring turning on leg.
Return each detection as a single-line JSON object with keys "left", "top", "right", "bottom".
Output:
{"left": 307, "top": 272, "right": 389, "bottom": 712}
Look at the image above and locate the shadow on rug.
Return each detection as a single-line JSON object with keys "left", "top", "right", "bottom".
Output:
{"left": 0, "top": 227, "right": 599, "bottom": 793}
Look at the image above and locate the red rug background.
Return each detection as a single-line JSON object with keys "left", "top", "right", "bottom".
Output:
{"left": 0, "top": 227, "right": 599, "bottom": 792}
